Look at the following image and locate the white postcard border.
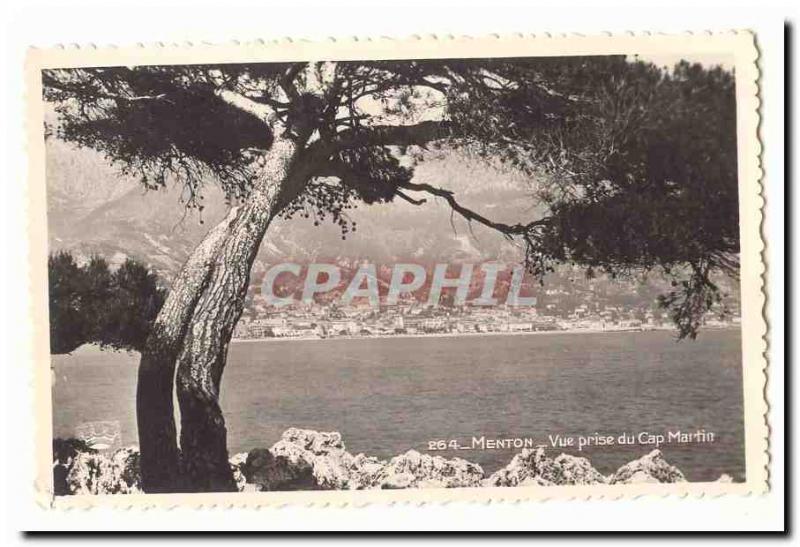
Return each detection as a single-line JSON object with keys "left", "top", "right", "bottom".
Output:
{"left": 24, "top": 30, "right": 768, "bottom": 509}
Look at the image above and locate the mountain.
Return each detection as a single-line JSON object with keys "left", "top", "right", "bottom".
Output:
{"left": 46, "top": 141, "right": 541, "bottom": 283}
{"left": 45, "top": 140, "right": 740, "bottom": 318}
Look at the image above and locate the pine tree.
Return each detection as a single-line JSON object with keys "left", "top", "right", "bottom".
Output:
{"left": 43, "top": 56, "right": 739, "bottom": 492}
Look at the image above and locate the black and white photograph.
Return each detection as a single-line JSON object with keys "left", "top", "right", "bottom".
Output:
{"left": 28, "top": 33, "right": 766, "bottom": 503}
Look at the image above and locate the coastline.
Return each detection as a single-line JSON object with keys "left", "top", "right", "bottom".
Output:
{"left": 55, "top": 325, "right": 741, "bottom": 356}
{"left": 231, "top": 324, "right": 740, "bottom": 344}
{"left": 54, "top": 427, "right": 737, "bottom": 496}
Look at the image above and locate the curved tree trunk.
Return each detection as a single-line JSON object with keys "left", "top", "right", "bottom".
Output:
{"left": 174, "top": 177, "right": 284, "bottom": 491}
{"left": 136, "top": 137, "right": 302, "bottom": 492}
{"left": 136, "top": 207, "right": 242, "bottom": 493}
{"left": 176, "top": 140, "right": 300, "bottom": 491}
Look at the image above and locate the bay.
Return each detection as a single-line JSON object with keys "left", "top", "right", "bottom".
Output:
{"left": 51, "top": 329, "right": 744, "bottom": 481}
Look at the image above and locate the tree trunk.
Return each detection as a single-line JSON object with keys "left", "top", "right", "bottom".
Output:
{"left": 136, "top": 207, "right": 242, "bottom": 493}
{"left": 174, "top": 177, "right": 282, "bottom": 492}
{"left": 137, "top": 138, "right": 301, "bottom": 492}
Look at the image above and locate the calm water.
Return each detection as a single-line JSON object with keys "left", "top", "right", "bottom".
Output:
{"left": 52, "top": 329, "right": 744, "bottom": 481}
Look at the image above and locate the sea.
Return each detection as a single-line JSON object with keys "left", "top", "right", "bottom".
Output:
{"left": 51, "top": 329, "right": 745, "bottom": 482}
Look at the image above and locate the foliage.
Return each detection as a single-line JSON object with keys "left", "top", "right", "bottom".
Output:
{"left": 43, "top": 57, "right": 739, "bottom": 338}
{"left": 523, "top": 61, "right": 739, "bottom": 338}
{"left": 48, "top": 251, "right": 166, "bottom": 353}
{"left": 52, "top": 437, "right": 96, "bottom": 462}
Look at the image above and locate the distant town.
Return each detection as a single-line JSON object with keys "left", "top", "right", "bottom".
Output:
{"left": 233, "top": 280, "right": 741, "bottom": 341}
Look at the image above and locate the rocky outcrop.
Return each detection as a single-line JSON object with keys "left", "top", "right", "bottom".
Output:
{"left": 266, "top": 428, "right": 380, "bottom": 490}
{"left": 608, "top": 449, "right": 686, "bottom": 484}
{"left": 53, "top": 438, "right": 96, "bottom": 496}
{"left": 487, "top": 447, "right": 689, "bottom": 487}
{"left": 241, "top": 446, "right": 318, "bottom": 491}
{"left": 376, "top": 450, "right": 484, "bottom": 489}
{"left": 229, "top": 452, "right": 249, "bottom": 492}
{"left": 259, "top": 430, "right": 483, "bottom": 490}
{"left": 54, "top": 430, "right": 715, "bottom": 495}
{"left": 61, "top": 446, "right": 142, "bottom": 495}
{"left": 485, "top": 447, "right": 606, "bottom": 487}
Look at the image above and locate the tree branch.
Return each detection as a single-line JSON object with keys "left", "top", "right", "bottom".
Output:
{"left": 395, "top": 190, "right": 427, "bottom": 206}
{"left": 279, "top": 63, "right": 306, "bottom": 102}
{"left": 214, "top": 88, "right": 276, "bottom": 126}
{"left": 397, "top": 180, "right": 549, "bottom": 237}
{"left": 311, "top": 155, "right": 548, "bottom": 240}
{"left": 42, "top": 71, "right": 173, "bottom": 104}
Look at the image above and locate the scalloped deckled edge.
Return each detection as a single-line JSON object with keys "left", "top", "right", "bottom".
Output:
{"left": 24, "top": 30, "right": 768, "bottom": 511}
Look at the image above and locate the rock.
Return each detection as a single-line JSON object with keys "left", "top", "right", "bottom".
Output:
{"left": 350, "top": 453, "right": 387, "bottom": 489}
{"left": 616, "top": 470, "right": 659, "bottom": 484}
{"left": 65, "top": 446, "right": 142, "bottom": 495}
{"left": 229, "top": 452, "right": 248, "bottom": 492}
{"left": 263, "top": 430, "right": 482, "bottom": 490}
{"left": 485, "top": 447, "right": 605, "bottom": 487}
{"left": 64, "top": 452, "right": 109, "bottom": 494}
{"left": 53, "top": 438, "right": 96, "bottom": 496}
{"left": 518, "top": 475, "right": 554, "bottom": 487}
{"left": 269, "top": 428, "right": 383, "bottom": 490}
{"left": 716, "top": 473, "right": 734, "bottom": 483}
{"left": 485, "top": 448, "right": 548, "bottom": 487}
{"left": 241, "top": 447, "right": 317, "bottom": 491}
{"left": 375, "top": 450, "right": 484, "bottom": 489}
{"left": 609, "top": 449, "right": 686, "bottom": 484}
{"left": 551, "top": 453, "right": 608, "bottom": 485}
{"left": 52, "top": 430, "right": 705, "bottom": 494}
{"left": 110, "top": 447, "right": 141, "bottom": 492}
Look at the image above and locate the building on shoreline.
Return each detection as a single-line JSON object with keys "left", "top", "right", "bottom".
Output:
{"left": 232, "top": 298, "right": 739, "bottom": 341}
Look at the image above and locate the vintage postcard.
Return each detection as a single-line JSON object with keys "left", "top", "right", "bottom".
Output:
{"left": 26, "top": 31, "right": 767, "bottom": 508}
